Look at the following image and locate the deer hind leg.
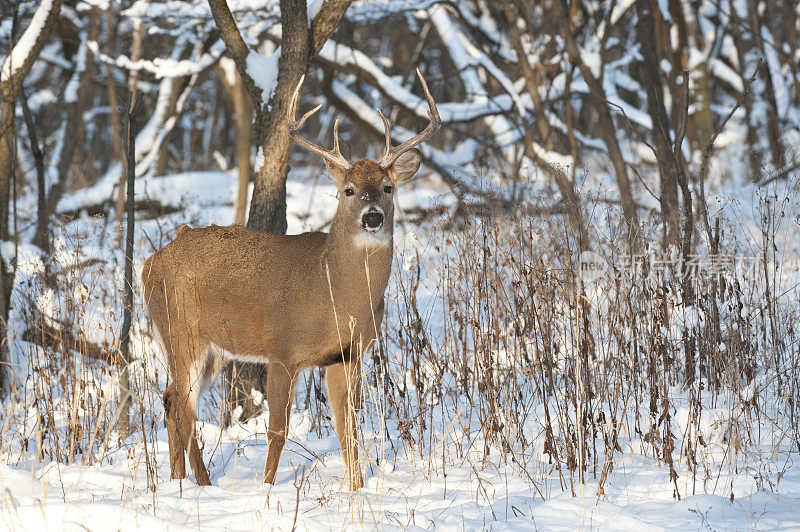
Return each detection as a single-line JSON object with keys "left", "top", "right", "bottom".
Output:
{"left": 326, "top": 360, "right": 364, "bottom": 491}
{"left": 152, "top": 313, "right": 192, "bottom": 481}
{"left": 263, "top": 362, "right": 298, "bottom": 484}
{"left": 163, "top": 382, "right": 186, "bottom": 479}
{"left": 171, "top": 345, "right": 218, "bottom": 486}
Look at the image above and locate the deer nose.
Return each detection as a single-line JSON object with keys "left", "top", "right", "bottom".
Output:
{"left": 361, "top": 210, "right": 384, "bottom": 230}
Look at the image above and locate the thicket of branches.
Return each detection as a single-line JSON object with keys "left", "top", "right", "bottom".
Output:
{"left": 4, "top": 0, "right": 797, "bottom": 234}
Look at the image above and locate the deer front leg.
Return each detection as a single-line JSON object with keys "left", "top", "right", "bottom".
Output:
{"left": 263, "top": 362, "right": 298, "bottom": 484}
{"left": 326, "top": 361, "right": 363, "bottom": 490}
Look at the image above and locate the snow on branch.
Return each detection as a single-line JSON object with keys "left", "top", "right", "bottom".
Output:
{"left": 345, "top": 0, "right": 438, "bottom": 23}
{"left": 429, "top": 5, "right": 517, "bottom": 152}
{"left": 245, "top": 49, "right": 279, "bottom": 103}
{"left": 317, "top": 40, "right": 520, "bottom": 123}
{"left": 86, "top": 40, "right": 224, "bottom": 79}
{"left": 1, "top": 0, "right": 64, "bottom": 89}
{"left": 122, "top": 0, "right": 279, "bottom": 21}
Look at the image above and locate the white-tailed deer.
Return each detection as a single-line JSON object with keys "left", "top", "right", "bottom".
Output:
{"left": 142, "top": 69, "right": 440, "bottom": 489}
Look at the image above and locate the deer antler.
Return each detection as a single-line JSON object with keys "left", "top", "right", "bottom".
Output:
{"left": 287, "top": 75, "right": 351, "bottom": 171}
{"left": 377, "top": 68, "right": 441, "bottom": 169}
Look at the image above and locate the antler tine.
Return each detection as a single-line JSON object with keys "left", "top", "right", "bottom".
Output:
{"left": 333, "top": 119, "right": 341, "bottom": 153}
{"left": 377, "top": 109, "right": 392, "bottom": 155}
{"left": 416, "top": 67, "right": 440, "bottom": 123}
{"left": 377, "top": 68, "right": 442, "bottom": 169}
{"left": 287, "top": 75, "right": 351, "bottom": 171}
{"left": 294, "top": 103, "right": 322, "bottom": 130}
{"left": 287, "top": 75, "right": 304, "bottom": 125}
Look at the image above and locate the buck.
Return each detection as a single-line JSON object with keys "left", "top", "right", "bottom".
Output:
{"left": 142, "top": 69, "right": 440, "bottom": 489}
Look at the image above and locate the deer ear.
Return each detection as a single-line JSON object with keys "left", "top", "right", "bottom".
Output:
{"left": 388, "top": 149, "right": 421, "bottom": 184}
{"left": 325, "top": 161, "right": 348, "bottom": 186}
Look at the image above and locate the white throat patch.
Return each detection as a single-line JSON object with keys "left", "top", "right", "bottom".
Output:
{"left": 353, "top": 231, "right": 392, "bottom": 248}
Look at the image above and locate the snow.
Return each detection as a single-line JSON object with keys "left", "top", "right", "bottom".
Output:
{"left": 710, "top": 57, "right": 745, "bottom": 93}
{"left": 64, "top": 40, "right": 88, "bottom": 104}
{"left": 86, "top": 40, "right": 222, "bottom": 80}
{"left": 135, "top": 172, "right": 239, "bottom": 209}
{"left": 0, "top": 0, "right": 58, "bottom": 82}
{"left": 609, "top": 0, "right": 636, "bottom": 27}
{"left": 254, "top": 147, "right": 266, "bottom": 174}
{"left": 57, "top": 168, "right": 236, "bottom": 216}
{"left": 218, "top": 57, "right": 238, "bottom": 88}
{"left": 307, "top": 0, "right": 325, "bottom": 23}
{"left": 581, "top": 46, "right": 603, "bottom": 80}
{"left": 246, "top": 50, "right": 280, "bottom": 104}
{"left": 4, "top": 450, "right": 800, "bottom": 530}
{"left": 26, "top": 89, "right": 57, "bottom": 112}
{"left": 122, "top": 0, "right": 279, "bottom": 21}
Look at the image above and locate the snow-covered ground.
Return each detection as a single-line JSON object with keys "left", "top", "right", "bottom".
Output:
{"left": 0, "top": 168, "right": 799, "bottom": 531}
{"left": 5, "top": 433, "right": 800, "bottom": 530}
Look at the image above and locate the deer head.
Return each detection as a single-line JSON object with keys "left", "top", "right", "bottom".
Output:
{"left": 287, "top": 68, "right": 441, "bottom": 246}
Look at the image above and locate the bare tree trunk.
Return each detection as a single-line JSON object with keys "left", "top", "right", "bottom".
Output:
{"left": 0, "top": 99, "right": 16, "bottom": 243}
{"left": 244, "top": 0, "right": 352, "bottom": 232}
{"left": 19, "top": 94, "right": 48, "bottom": 257}
{"left": 0, "top": 0, "right": 64, "bottom": 239}
{"left": 590, "top": 96, "right": 643, "bottom": 252}
{"left": 246, "top": 0, "right": 309, "bottom": 234}
{"left": 665, "top": 1, "right": 714, "bottom": 152}
{"left": 104, "top": 5, "right": 122, "bottom": 167}
{"left": 0, "top": 98, "right": 19, "bottom": 389}
{"left": 218, "top": 61, "right": 253, "bottom": 225}
{"left": 115, "top": 18, "right": 143, "bottom": 221}
{"left": 153, "top": 85, "right": 181, "bottom": 177}
{"left": 118, "top": 93, "right": 139, "bottom": 437}
{"left": 0, "top": 233, "right": 13, "bottom": 389}
{"left": 778, "top": 0, "right": 800, "bottom": 105}
{"left": 672, "top": 75, "right": 695, "bottom": 303}
{"left": 749, "top": 0, "right": 785, "bottom": 171}
{"left": 729, "top": 16, "right": 762, "bottom": 180}
{"left": 234, "top": 97, "right": 252, "bottom": 225}
{"left": 636, "top": 0, "right": 680, "bottom": 246}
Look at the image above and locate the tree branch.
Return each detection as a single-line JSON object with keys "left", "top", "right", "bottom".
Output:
{"left": 207, "top": 0, "right": 263, "bottom": 106}
{"left": 310, "top": 0, "right": 351, "bottom": 55}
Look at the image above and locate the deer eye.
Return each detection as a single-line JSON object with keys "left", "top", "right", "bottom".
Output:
{"left": 383, "top": 185, "right": 393, "bottom": 194}
{"left": 344, "top": 188, "right": 355, "bottom": 196}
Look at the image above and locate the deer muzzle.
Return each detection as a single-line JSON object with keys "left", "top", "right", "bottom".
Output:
{"left": 361, "top": 209, "right": 385, "bottom": 232}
